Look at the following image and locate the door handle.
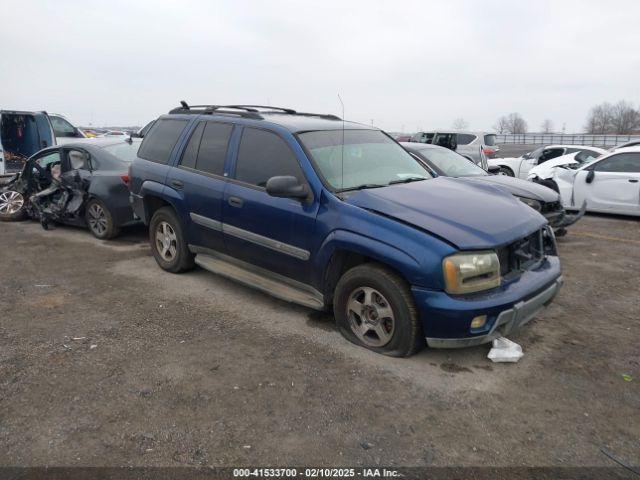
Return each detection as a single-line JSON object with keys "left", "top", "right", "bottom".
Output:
{"left": 629, "top": 179, "right": 639, "bottom": 183}
{"left": 228, "top": 196, "right": 244, "bottom": 208}
{"left": 171, "top": 179, "right": 184, "bottom": 189}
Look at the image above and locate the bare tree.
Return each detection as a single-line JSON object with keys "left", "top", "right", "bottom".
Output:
{"left": 452, "top": 117, "right": 469, "bottom": 130}
{"left": 495, "top": 113, "right": 527, "bottom": 134}
{"left": 493, "top": 116, "right": 509, "bottom": 134}
{"left": 610, "top": 100, "right": 640, "bottom": 134}
{"left": 584, "top": 102, "right": 614, "bottom": 134}
{"left": 540, "top": 119, "right": 554, "bottom": 133}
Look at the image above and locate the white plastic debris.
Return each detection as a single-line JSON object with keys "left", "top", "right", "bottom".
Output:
{"left": 487, "top": 337, "right": 523, "bottom": 363}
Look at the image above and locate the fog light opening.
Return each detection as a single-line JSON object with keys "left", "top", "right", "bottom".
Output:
{"left": 471, "top": 315, "right": 487, "bottom": 329}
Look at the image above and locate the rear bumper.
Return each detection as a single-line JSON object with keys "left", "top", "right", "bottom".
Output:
{"left": 412, "top": 256, "right": 562, "bottom": 348}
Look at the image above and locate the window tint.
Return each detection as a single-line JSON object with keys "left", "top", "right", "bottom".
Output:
{"left": 180, "top": 122, "right": 205, "bottom": 169}
{"left": 456, "top": 133, "right": 476, "bottom": 145}
{"left": 235, "top": 128, "right": 302, "bottom": 187}
{"left": 195, "top": 122, "right": 233, "bottom": 175}
{"left": 138, "top": 119, "right": 188, "bottom": 164}
{"left": 484, "top": 134, "right": 497, "bottom": 146}
{"left": 50, "top": 116, "right": 77, "bottom": 138}
{"left": 594, "top": 153, "right": 640, "bottom": 173}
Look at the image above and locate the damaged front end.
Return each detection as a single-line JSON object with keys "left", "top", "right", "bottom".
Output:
{"left": 0, "top": 161, "right": 88, "bottom": 228}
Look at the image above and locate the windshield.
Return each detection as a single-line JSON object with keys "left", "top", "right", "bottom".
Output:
{"left": 102, "top": 141, "right": 141, "bottom": 162}
{"left": 299, "top": 129, "right": 429, "bottom": 190}
{"left": 417, "top": 147, "right": 487, "bottom": 177}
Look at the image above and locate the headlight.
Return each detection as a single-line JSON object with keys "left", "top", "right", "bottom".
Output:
{"left": 443, "top": 251, "right": 500, "bottom": 294}
{"left": 516, "top": 196, "right": 542, "bottom": 211}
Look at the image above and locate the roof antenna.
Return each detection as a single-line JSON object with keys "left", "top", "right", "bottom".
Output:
{"left": 180, "top": 100, "right": 189, "bottom": 110}
{"left": 337, "top": 94, "right": 345, "bottom": 191}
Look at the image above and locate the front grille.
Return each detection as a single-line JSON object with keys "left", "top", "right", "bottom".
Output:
{"left": 497, "top": 228, "right": 555, "bottom": 279}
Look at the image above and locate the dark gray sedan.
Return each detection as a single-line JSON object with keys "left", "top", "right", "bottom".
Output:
{"left": 401, "top": 142, "right": 584, "bottom": 236}
{"left": 0, "top": 138, "right": 141, "bottom": 239}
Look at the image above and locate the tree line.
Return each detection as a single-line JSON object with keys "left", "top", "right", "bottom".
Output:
{"left": 479, "top": 100, "right": 640, "bottom": 135}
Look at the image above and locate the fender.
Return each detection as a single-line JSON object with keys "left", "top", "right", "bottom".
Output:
{"left": 312, "top": 228, "right": 445, "bottom": 291}
{"left": 139, "top": 179, "right": 189, "bottom": 224}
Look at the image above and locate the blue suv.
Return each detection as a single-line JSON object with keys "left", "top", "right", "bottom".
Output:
{"left": 129, "top": 103, "right": 562, "bottom": 356}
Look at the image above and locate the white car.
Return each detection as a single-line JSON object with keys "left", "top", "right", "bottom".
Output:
{"left": 539, "top": 146, "right": 640, "bottom": 216}
{"left": 527, "top": 147, "right": 607, "bottom": 181}
{"left": 488, "top": 145, "right": 604, "bottom": 179}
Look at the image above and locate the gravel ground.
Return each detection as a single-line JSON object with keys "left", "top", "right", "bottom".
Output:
{"left": 0, "top": 214, "right": 638, "bottom": 467}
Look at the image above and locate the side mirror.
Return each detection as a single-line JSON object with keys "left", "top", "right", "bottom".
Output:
{"left": 586, "top": 170, "right": 595, "bottom": 183}
{"left": 266, "top": 175, "right": 309, "bottom": 200}
{"left": 487, "top": 165, "right": 501, "bottom": 175}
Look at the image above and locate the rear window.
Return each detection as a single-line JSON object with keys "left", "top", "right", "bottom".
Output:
{"left": 138, "top": 119, "right": 188, "bottom": 164}
{"left": 456, "top": 133, "right": 476, "bottom": 145}
{"left": 103, "top": 142, "right": 141, "bottom": 162}
{"left": 484, "top": 134, "right": 497, "bottom": 146}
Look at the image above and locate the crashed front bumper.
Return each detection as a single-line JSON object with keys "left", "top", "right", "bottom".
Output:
{"left": 411, "top": 256, "right": 562, "bottom": 348}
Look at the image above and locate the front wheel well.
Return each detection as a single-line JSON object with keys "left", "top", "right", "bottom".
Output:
{"left": 322, "top": 250, "right": 409, "bottom": 308}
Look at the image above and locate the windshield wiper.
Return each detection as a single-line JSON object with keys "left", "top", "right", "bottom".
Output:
{"left": 339, "top": 183, "right": 387, "bottom": 192}
{"left": 388, "top": 176, "right": 427, "bottom": 185}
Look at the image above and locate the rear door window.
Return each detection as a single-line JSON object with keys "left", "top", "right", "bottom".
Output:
{"left": 234, "top": 128, "right": 303, "bottom": 188}
{"left": 179, "top": 122, "right": 205, "bottom": 170}
{"left": 538, "top": 148, "right": 565, "bottom": 164}
{"left": 195, "top": 122, "right": 233, "bottom": 176}
{"left": 138, "top": 119, "right": 188, "bottom": 164}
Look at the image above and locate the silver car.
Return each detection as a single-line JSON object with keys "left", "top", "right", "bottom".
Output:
{"left": 408, "top": 130, "right": 499, "bottom": 170}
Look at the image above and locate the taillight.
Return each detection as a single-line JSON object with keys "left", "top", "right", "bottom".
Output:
{"left": 121, "top": 173, "right": 130, "bottom": 187}
{"left": 483, "top": 147, "right": 495, "bottom": 155}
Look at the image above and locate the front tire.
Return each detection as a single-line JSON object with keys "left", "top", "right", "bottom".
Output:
{"left": 334, "top": 263, "right": 424, "bottom": 357}
{"left": 149, "top": 207, "right": 194, "bottom": 273}
{"left": 85, "top": 198, "right": 120, "bottom": 239}
{"left": 498, "top": 166, "right": 514, "bottom": 176}
{"left": 0, "top": 190, "right": 28, "bottom": 221}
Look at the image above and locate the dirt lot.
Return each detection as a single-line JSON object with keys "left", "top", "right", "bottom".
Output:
{"left": 0, "top": 214, "right": 638, "bottom": 468}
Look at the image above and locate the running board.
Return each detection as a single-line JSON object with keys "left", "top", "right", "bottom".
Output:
{"left": 192, "top": 249, "right": 325, "bottom": 310}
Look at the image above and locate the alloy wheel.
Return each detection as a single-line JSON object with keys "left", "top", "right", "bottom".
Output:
{"left": 87, "top": 203, "right": 108, "bottom": 236}
{"left": 0, "top": 190, "right": 24, "bottom": 215}
{"left": 155, "top": 221, "right": 178, "bottom": 262}
{"left": 346, "top": 286, "right": 395, "bottom": 347}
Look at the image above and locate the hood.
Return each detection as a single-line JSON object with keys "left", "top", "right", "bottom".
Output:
{"left": 527, "top": 153, "right": 577, "bottom": 180}
{"left": 346, "top": 177, "right": 546, "bottom": 250}
{"left": 464, "top": 175, "right": 559, "bottom": 202}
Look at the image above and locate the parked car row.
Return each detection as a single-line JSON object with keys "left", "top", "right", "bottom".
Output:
{"left": 8, "top": 103, "right": 636, "bottom": 358}
{"left": 489, "top": 144, "right": 640, "bottom": 216}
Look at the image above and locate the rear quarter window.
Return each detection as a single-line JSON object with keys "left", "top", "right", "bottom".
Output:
{"left": 484, "top": 134, "right": 497, "bottom": 146}
{"left": 138, "top": 119, "right": 188, "bottom": 164}
{"left": 456, "top": 133, "right": 476, "bottom": 145}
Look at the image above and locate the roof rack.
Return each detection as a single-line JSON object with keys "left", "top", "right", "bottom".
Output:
{"left": 169, "top": 101, "right": 341, "bottom": 121}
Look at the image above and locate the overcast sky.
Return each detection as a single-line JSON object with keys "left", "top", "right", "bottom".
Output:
{"left": 2, "top": 0, "right": 639, "bottom": 132}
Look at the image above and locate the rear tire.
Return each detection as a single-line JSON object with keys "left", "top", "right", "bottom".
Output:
{"left": 498, "top": 166, "right": 514, "bottom": 177}
{"left": 149, "top": 206, "right": 194, "bottom": 273}
{"left": 0, "top": 190, "right": 28, "bottom": 222}
{"left": 334, "top": 263, "right": 424, "bottom": 357}
{"left": 85, "top": 198, "right": 120, "bottom": 239}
